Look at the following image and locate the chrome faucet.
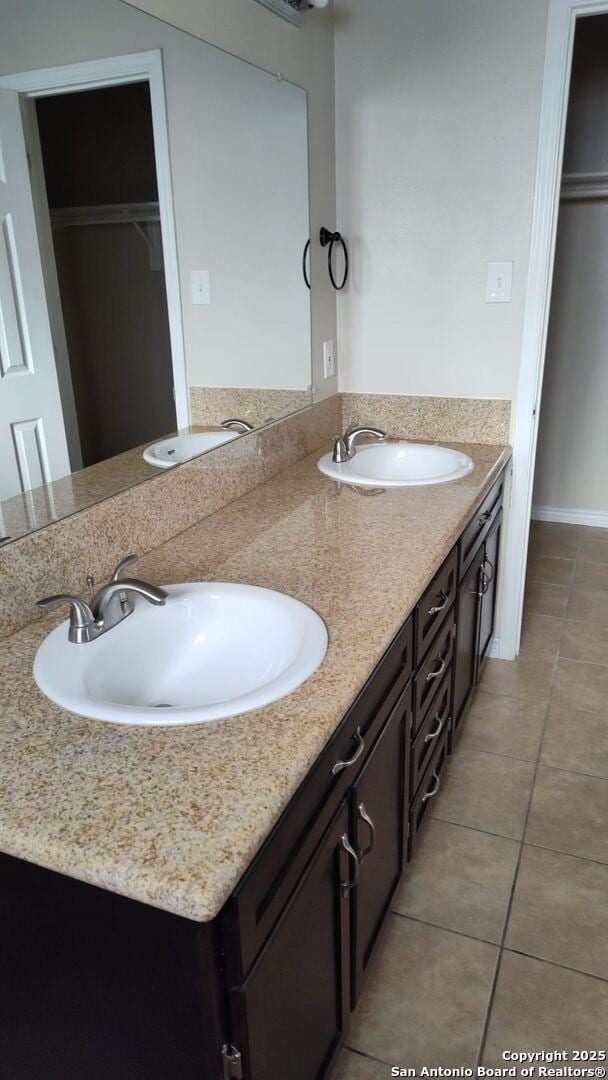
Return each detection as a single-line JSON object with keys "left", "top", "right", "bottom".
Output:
{"left": 221, "top": 418, "right": 254, "bottom": 433}
{"left": 37, "top": 554, "right": 168, "bottom": 644}
{"left": 332, "top": 424, "right": 386, "bottom": 463}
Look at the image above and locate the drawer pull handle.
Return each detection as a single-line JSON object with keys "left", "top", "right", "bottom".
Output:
{"left": 425, "top": 653, "right": 447, "bottom": 683}
{"left": 424, "top": 714, "right": 445, "bottom": 743}
{"left": 331, "top": 726, "right": 365, "bottom": 775}
{"left": 479, "top": 509, "right": 492, "bottom": 525}
{"left": 340, "top": 833, "right": 360, "bottom": 895}
{"left": 482, "top": 556, "right": 494, "bottom": 586}
{"left": 357, "top": 802, "right": 376, "bottom": 863}
{"left": 428, "top": 589, "right": 449, "bottom": 616}
{"left": 422, "top": 770, "right": 441, "bottom": 803}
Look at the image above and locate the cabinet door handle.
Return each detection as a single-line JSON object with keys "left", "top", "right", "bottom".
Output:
{"left": 331, "top": 727, "right": 365, "bottom": 776}
{"left": 479, "top": 509, "right": 492, "bottom": 525}
{"left": 482, "top": 556, "right": 494, "bottom": 586}
{"left": 340, "top": 833, "right": 360, "bottom": 895}
{"left": 428, "top": 589, "right": 449, "bottom": 616}
{"left": 422, "top": 770, "right": 441, "bottom": 803}
{"left": 424, "top": 713, "right": 445, "bottom": 743}
{"left": 357, "top": 802, "right": 376, "bottom": 863}
{"left": 425, "top": 652, "right": 447, "bottom": 683}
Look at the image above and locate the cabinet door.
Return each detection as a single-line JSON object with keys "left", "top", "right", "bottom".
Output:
{"left": 478, "top": 510, "right": 502, "bottom": 669}
{"left": 351, "top": 682, "right": 411, "bottom": 1005}
{"left": 229, "top": 802, "right": 351, "bottom": 1080}
{"left": 452, "top": 543, "right": 484, "bottom": 732}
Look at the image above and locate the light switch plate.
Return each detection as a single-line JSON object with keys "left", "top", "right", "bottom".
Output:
{"left": 486, "top": 261, "right": 513, "bottom": 303}
{"left": 191, "top": 270, "right": 211, "bottom": 305}
{"left": 323, "top": 339, "right": 335, "bottom": 379}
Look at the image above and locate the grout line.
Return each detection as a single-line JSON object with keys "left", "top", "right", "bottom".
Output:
{"left": 532, "top": 761, "right": 608, "bottom": 784}
{"left": 430, "top": 812, "right": 523, "bottom": 843}
{"left": 342, "top": 1044, "right": 397, "bottom": 1069}
{"left": 503, "top": 946, "right": 608, "bottom": 986}
{"left": 521, "top": 839, "right": 608, "bottom": 868}
{"left": 391, "top": 909, "right": 501, "bottom": 948}
{"left": 454, "top": 743, "right": 542, "bottom": 766}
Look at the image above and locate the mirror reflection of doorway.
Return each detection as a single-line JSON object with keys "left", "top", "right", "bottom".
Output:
{"left": 36, "top": 82, "right": 176, "bottom": 472}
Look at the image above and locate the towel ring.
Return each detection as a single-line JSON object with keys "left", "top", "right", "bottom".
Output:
{"left": 320, "top": 227, "right": 349, "bottom": 291}
{"left": 302, "top": 239, "right": 311, "bottom": 290}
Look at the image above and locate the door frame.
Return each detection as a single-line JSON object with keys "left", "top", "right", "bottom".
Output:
{"left": 0, "top": 50, "right": 189, "bottom": 430}
{"left": 499, "top": 0, "right": 608, "bottom": 660}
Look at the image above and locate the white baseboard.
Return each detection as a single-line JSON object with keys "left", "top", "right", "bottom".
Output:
{"left": 486, "top": 635, "right": 502, "bottom": 659}
{"left": 531, "top": 504, "right": 608, "bottom": 529}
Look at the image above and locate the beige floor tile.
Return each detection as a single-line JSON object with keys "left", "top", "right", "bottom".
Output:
{"left": 578, "top": 531, "right": 608, "bottom": 565}
{"left": 525, "top": 766, "right": 608, "bottom": 863}
{"left": 483, "top": 951, "right": 608, "bottom": 1063}
{"left": 526, "top": 554, "right": 575, "bottom": 587}
{"left": 528, "top": 522, "right": 581, "bottom": 559}
{"left": 505, "top": 846, "right": 608, "bottom": 979}
{"left": 541, "top": 704, "right": 608, "bottom": 779}
{"left": 567, "top": 584, "right": 608, "bottom": 629}
{"left": 523, "top": 580, "right": 569, "bottom": 618}
{"left": 479, "top": 655, "right": 554, "bottom": 703}
{"left": 552, "top": 658, "right": 608, "bottom": 717}
{"left": 331, "top": 1049, "right": 389, "bottom": 1079}
{"left": 393, "top": 819, "right": 519, "bottom": 943}
{"left": 459, "top": 691, "right": 546, "bottom": 761}
{"left": 431, "top": 748, "right": 535, "bottom": 839}
{"left": 559, "top": 619, "right": 608, "bottom": 666}
{"left": 348, "top": 915, "right": 497, "bottom": 1068}
{"left": 574, "top": 560, "right": 608, "bottom": 591}
{"left": 519, "top": 613, "right": 564, "bottom": 660}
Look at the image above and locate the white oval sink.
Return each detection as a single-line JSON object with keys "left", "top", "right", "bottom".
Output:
{"left": 318, "top": 441, "right": 474, "bottom": 488}
{"left": 143, "top": 430, "right": 238, "bottom": 468}
{"left": 33, "top": 583, "right": 328, "bottom": 726}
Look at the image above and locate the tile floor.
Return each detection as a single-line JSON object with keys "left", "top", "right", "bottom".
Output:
{"left": 332, "top": 521, "right": 608, "bottom": 1078}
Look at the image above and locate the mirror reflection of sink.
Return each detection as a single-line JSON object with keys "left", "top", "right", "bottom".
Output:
{"left": 33, "top": 583, "right": 328, "bottom": 726}
{"left": 143, "top": 431, "right": 239, "bottom": 469}
{"left": 317, "top": 441, "right": 474, "bottom": 488}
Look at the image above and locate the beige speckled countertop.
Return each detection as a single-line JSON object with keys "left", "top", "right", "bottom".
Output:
{"left": 0, "top": 442, "right": 510, "bottom": 923}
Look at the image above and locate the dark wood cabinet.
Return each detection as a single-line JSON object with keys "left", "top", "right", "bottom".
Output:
{"left": 453, "top": 542, "right": 484, "bottom": 730}
{"left": 350, "top": 682, "right": 411, "bottom": 1005}
{"left": 478, "top": 510, "right": 502, "bottom": 669}
{"left": 230, "top": 801, "right": 351, "bottom": 1080}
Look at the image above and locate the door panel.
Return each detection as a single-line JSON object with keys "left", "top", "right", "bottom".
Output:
{"left": 452, "top": 543, "right": 484, "bottom": 734}
{"left": 0, "top": 89, "right": 70, "bottom": 501}
{"left": 230, "top": 801, "right": 350, "bottom": 1080}
{"left": 479, "top": 510, "right": 502, "bottom": 668}
{"left": 351, "top": 682, "right": 411, "bottom": 1005}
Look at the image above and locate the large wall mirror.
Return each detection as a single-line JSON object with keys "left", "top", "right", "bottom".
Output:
{"left": 0, "top": 0, "right": 312, "bottom": 544}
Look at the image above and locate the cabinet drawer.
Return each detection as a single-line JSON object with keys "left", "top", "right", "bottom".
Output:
{"left": 415, "top": 548, "right": 457, "bottom": 662}
{"left": 408, "top": 726, "right": 449, "bottom": 861}
{"left": 413, "top": 612, "right": 455, "bottom": 731}
{"left": 459, "top": 471, "right": 504, "bottom": 581}
{"left": 411, "top": 672, "right": 451, "bottom": 797}
{"left": 224, "top": 617, "right": 413, "bottom": 982}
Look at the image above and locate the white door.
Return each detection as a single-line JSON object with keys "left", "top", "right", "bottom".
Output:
{"left": 0, "top": 89, "right": 71, "bottom": 502}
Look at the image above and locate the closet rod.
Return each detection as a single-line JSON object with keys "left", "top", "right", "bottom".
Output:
{"left": 50, "top": 201, "right": 160, "bottom": 230}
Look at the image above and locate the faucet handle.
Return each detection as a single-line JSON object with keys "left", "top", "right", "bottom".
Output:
{"left": 37, "top": 594, "right": 95, "bottom": 644}
{"left": 112, "top": 553, "right": 139, "bottom": 582}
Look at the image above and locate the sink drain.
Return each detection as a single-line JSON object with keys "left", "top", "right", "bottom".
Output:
{"left": 152, "top": 703, "right": 174, "bottom": 709}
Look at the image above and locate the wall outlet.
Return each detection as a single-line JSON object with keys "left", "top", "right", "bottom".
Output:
{"left": 323, "top": 339, "right": 335, "bottom": 379}
{"left": 486, "top": 261, "right": 513, "bottom": 303}
{"left": 190, "top": 269, "right": 211, "bottom": 305}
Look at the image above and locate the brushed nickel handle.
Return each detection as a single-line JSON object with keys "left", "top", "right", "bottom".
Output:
{"left": 425, "top": 653, "right": 447, "bottom": 683}
{"left": 340, "top": 833, "right": 360, "bottom": 895}
{"left": 479, "top": 509, "right": 492, "bottom": 525}
{"left": 357, "top": 802, "right": 376, "bottom": 863}
{"left": 332, "top": 727, "right": 365, "bottom": 775}
{"left": 428, "top": 589, "right": 449, "bottom": 616}
{"left": 483, "top": 556, "right": 494, "bottom": 585}
{"left": 424, "top": 714, "right": 445, "bottom": 744}
{"left": 422, "top": 770, "right": 441, "bottom": 803}
{"left": 112, "top": 553, "right": 139, "bottom": 581}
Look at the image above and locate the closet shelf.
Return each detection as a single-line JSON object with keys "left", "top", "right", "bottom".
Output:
{"left": 561, "top": 172, "right": 608, "bottom": 202}
{"left": 49, "top": 201, "right": 160, "bottom": 229}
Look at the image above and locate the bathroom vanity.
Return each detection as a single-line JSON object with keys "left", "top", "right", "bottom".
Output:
{"left": 0, "top": 448, "right": 508, "bottom": 1080}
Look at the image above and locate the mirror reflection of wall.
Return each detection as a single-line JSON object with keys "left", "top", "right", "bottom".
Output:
{"left": 0, "top": 0, "right": 312, "bottom": 540}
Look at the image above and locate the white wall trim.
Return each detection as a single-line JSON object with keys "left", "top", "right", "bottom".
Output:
{"left": 532, "top": 504, "right": 608, "bottom": 527}
{"left": 0, "top": 50, "right": 189, "bottom": 429}
{"left": 486, "top": 635, "right": 502, "bottom": 660}
{"left": 497, "top": 0, "right": 608, "bottom": 661}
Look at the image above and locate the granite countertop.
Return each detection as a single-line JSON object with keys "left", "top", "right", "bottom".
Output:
{"left": 0, "top": 442, "right": 511, "bottom": 923}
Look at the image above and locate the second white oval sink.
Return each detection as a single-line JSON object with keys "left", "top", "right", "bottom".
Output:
{"left": 143, "top": 430, "right": 239, "bottom": 468}
{"left": 318, "top": 441, "right": 474, "bottom": 488}
{"left": 34, "top": 583, "right": 328, "bottom": 726}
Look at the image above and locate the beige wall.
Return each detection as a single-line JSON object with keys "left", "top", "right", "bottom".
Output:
{"left": 123, "top": 0, "right": 338, "bottom": 401}
{"left": 333, "top": 0, "right": 549, "bottom": 410}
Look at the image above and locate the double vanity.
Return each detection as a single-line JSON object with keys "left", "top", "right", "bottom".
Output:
{"left": 0, "top": 433, "right": 510, "bottom": 1080}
